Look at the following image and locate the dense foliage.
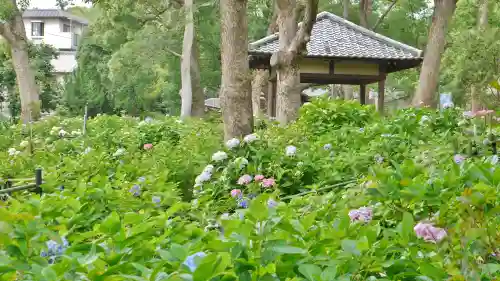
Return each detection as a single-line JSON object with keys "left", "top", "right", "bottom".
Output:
{"left": 0, "top": 101, "right": 498, "bottom": 280}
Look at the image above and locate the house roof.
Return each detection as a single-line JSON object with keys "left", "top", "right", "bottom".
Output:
{"left": 249, "top": 11, "right": 422, "bottom": 60}
{"left": 23, "top": 9, "right": 89, "bottom": 25}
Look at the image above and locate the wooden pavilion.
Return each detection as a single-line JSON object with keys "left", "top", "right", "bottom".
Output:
{"left": 248, "top": 11, "right": 423, "bottom": 116}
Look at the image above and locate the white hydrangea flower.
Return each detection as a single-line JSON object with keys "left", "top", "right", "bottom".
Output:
{"left": 58, "top": 129, "right": 68, "bottom": 137}
{"left": 8, "top": 148, "right": 18, "bottom": 156}
{"left": 243, "top": 134, "right": 258, "bottom": 143}
{"left": 225, "top": 138, "right": 240, "bottom": 149}
{"left": 113, "top": 148, "right": 126, "bottom": 157}
{"left": 50, "top": 126, "right": 61, "bottom": 135}
{"left": 19, "top": 141, "right": 29, "bottom": 148}
{"left": 195, "top": 171, "right": 211, "bottom": 184}
{"left": 234, "top": 157, "right": 249, "bottom": 169}
{"left": 212, "top": 151, "right": 228, "bottom": 162}
{"left": 83, "top": 147, "right": 92, "bottom": 155}
{"left": 285, "top": 145, "right": 297, "bottom": 157}
{"left": 203, "top": 164, "right": 215, "bottom": 173}
{"left": 419, "top": 115, "right": 430, "bottom": 126}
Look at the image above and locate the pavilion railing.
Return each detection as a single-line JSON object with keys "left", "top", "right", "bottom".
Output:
{"left": 0, "top": 168, "right": 43, "bottom": 198}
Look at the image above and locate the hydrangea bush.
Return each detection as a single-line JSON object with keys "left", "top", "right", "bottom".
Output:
{"left": 0, "top": 101, "right": 498, "bottom": 280}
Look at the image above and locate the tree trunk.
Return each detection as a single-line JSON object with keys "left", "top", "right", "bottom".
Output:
{"left": 272, "top": 0, "right": 319, "bottom": 124}
{"left": 343, "top": 0, "right": 350, "bottom": 20}
{"left": 413, "top": 0, "right": 456, "bottom": 108}
{"left": 250, "top": 3, "right": 278, "bottom": 117}
{"left": 251, "top": 70, "right": 269, "bottom": 116}
{"left": 359, "top": 0, "right": 372, "bottom": 28}
{"left": 0, "top": 2, "right": 41, "bottom": 123}
{"left": 180, "top": 0, "right": 204, "bottom": 118}
{"left": 220, "top": 0, "right": 253, "bottom": 139}
{"left": 471, "top": 0, "right": 488, "bottom": 111}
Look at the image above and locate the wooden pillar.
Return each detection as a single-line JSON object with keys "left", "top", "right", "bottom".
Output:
{"left": 359, "top": 84, "right": 366, "bottom": 105}
{"left": 378, "top": 78, "right": 385, "bottom": 115}
{"left": 267, "top": 80, "right": 277, "bottom": 118}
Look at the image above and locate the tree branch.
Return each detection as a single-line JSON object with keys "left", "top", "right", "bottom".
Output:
{"left": 372, "top": 0, "right": 398, "bottom": 31}
{"left": 288, "top": 0, "right": 318, "bottom": 55}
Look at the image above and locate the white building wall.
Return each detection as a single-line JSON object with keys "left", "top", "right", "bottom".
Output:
{"left": 23, "top": 18, "right": 84, "bottom": 50}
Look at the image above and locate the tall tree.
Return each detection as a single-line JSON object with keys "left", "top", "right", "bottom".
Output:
{"left": 271, "top": 0, "right": 319, "bottom": 124}
{"left": 342, "top": 0, "right": 350, "bottom": 19}
{"left": 359, "top": 0, "right": 372, "bottom": 27}
{"left": 0, "top": 0, "right": 41, "bottom": 122}
{"left": 220, "top": 0, "right": 253, "bottom": 139}
{"left": 471, "top": 0, "right": 488, "bottom": 111}
{"left": 413, "top": 0, "right": 457, "bottom": 107}
{"left": 180, "top": 0, "right": 204, "bottom": 118}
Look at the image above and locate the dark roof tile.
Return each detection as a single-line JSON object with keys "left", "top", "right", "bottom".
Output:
{"left": 249, "top": 11, "right": 422, "bottom": 60}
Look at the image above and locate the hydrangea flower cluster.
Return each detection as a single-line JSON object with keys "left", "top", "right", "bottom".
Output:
{"left": 183, "top": 252, "right": 207, "bottom": 272}
{"left": 419, "top": 115, "right": 430, "bottom": 126}
{"left": 152, "top": 196, "right": 161, "bottom": 205}
{"left": 226, "top": 138, "right": 240, "bottom": 149}
{"left": 453, "top": 154, "right": 465, "bottom": 164}
{"left": 40, "top": 237, "right": 69, "bottom": 264}
{"left": 143, "top": 143, "right": 153, "bottom": 150}
{"left": 243, "top": 133, "right": 259, "bottom": 143}
{"left": 7, "top": 147, "right": 20, "bottom": 156}
{"left": 414, "top": 222, "right": 447, "bottom": 243}
{"left": 374, "top": 154, "right": 384, "bottom": 164}
{"left": 237, "top": 174, "right": 252, "bottom": 185}
{"left": 286, "top": 145, "right": 297, "bottom": 157}
{"left": 212, "top": 151, "right": 228, "bottom": 162}
{"left": 323, "top": 143, "right": 332, "bottom": 150}
{"left": 129, "top": 184, "right": 141, "bottom": 197}
{"left": 348, "top": 207, "right": 373, "bottom": 223}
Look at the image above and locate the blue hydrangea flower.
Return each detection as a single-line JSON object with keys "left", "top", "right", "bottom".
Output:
{"left": 129, "top": 184, "right": 141, "bottom": 197}
{"left": 359, "top": 128, "right": 365, "bottom": 133}
{"left": 183, "top": 252, "right": 207, "bottom": 272}
{"left": 152, "top": 196, "right": 161, "bottom": 204}
{"left": 323, "top": 143, "right": 332, "bottom": 150}
{"left": 238, "top": 199, "right": 249, "bottom": 209}
{"left": 454, "top": 154, "right": 465, "bottom": 164}
{"left": 267, "top": 199, "right": 278, "bottom": 208}
{"left": 138, "top": 177, "right": 146, "bottom": 183}
{"left": 40, "top": 251, "right": 47, "bottom": 257}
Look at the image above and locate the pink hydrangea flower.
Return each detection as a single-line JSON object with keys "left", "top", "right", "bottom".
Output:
{"left": 414, "top": 222, "right": 447, "bottom": 243}
{"left": 261, "top": 178, "right": 276, "bottom": 188}
{"left": 143, "top": 143, "right": 153, "bottom": 150}
{"left": 237, "top": 175, "right": 252, "bottom": 185}
{"left": 348, "top": 207, "right": 373, "bottom": 223}
{"left": 230, "top": 189, "right": 242, "bottom": 198}
{"left": 254, "top": 175, "right": 265, "bottom": 182}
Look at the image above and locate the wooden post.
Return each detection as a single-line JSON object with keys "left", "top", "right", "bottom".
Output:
{"left": 378, "top": 78, "right": 385, "bottom": 115}
{"left": 359, "top": 84, "right": 366, "bottom": 105}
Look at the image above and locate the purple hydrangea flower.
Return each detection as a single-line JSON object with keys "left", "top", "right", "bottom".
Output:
{"left": 348, "top": 207, "right": 373, "bottom": 223}
{"left": 237, "top": 174, "right": 252, "bottom": 185}
{"left": 453, "top": 154, "right": 465, "bottom": 164}
{"left": 414, "top": 222, "right": 447, "bottom": 243}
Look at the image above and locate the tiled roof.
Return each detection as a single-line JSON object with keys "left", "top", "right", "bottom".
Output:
{"left": 249, "top": 11, "right": 422, "bottom": 60}
{"left": 23, "top": 9, "right": 89, "bottom": 25}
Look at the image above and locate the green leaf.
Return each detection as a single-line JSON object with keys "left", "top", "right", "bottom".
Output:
{"left": 298, "top": 264, "right": 321, "bottom": 281}
{"left": 42, "top": 267, "right": 58, "bottom": 281}
{"left": 271, "top": 245, "right": 306, "bottom": 255}
{"left": 400, "top": 212, "right": 414, "bottom": 244}
{"left": 100, "top": 212, "right": 121, "bottom": 235}
{"left": 193, "top": 253, "right": 230, "bottom": 281}
{"left": 320, "top": 266, "right": 337, "bottom": 280}
{"left": 341, "top": 239, "right": 360, "bottom": 256}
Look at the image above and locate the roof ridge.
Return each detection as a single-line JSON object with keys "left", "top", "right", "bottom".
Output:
{"left": 249, "top": 11, "right": 422, "bottom": 58}
{"left": 316, "top": 11, "right": 422, "bottom": 57}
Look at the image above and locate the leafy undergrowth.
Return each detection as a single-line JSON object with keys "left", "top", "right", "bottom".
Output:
{"left": 0, "top": 100, "right": 498, "bottom": 281}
